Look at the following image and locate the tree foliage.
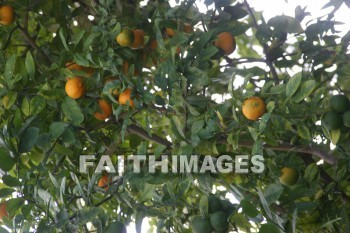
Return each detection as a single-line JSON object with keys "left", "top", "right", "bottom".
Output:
{"left": 0, "top": 0, "right": 350, "bottom": 232}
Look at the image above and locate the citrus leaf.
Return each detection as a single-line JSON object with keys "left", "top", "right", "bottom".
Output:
{"left": 25, "top": 51, "right": 35, "bottom": 78}
{"left": 0, "top": 188, "right": 15, "bottom": 198}
{"left": 61, "top": 97, "right": 84, "bottom": 126}
{"left": 286, "top": 73, "right": 302, "bottom": 97}
{"left": 330, "top": 129, "right": 341, "bottom": 145}
{"left": 19, "top": 127, "right": 39, "bottom": 153}
{"left": 171, "top": 116, "right": 186, "bottom": 139}
{"left": 2, "top": 175, "right": 22, "bottom": 187}
{"left": 5, "top": 54, "right": 16, "bottom": 81}
{"left": 293, "top": 80, "right": 317, "bottom": 102}
{"left": 49, "top": 122, "right": 67, "bottom": 139}
{"left": 30, "top": 95, "right": 46, "bottom": 115}
{"left": 304, "top": 163, "right": 319, "bottom": 183}
{"left": 297, "top": 124, "right": 311, "bottom": 140}
{"left": 0, "top": 147, "right": 15, "bottom": 172}
{"left": 2, "top": 91, "right": 17, "bottom": 109}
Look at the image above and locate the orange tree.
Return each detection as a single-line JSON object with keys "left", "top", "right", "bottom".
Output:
{"left": 0, "top": 0, "right": 350, "bottom": 232}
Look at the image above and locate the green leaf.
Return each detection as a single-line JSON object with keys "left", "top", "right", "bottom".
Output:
{"left": 264, "top": 184, "right": 284, "bottom": 204}
{"left": 286, "top": 73, "right": 302, "bottom": 97}
{"left": 4, "top": 54, "right": 16, "bottom": 80}
{"left": 2, "top": 175, "right": 22, "bottom": 187}
{"left": 30, "top": 95, "right": 46, "bottom": 115}
{"left": 304, "top": 163, "right": 319, "bottom": 183}
{"left": 59, "top": 27, "right": 69, "bottom": 51}
{"left": 259, "top": 113, "right": 271, "bottom": 132}
{"left": 199, "top": 195, "right": 209, "bottom": 215}
{"left": 0, "top": 147, "right": 15, "bottom": 171}
{"left": 25, "top": 51, "right": 35, "bottom": 78}
{"left": 21, "top": 97, "right": 30, "bottom": 116}
{"left": 2, "top": 91, "right": 17, "bottom": 109}
{"left": 49, "top": 122, "right": 67, "bottom": 139}
{"left": 257, "top": 188, "right": 273, "bottom": 220}
{"left": 241, "top": 199, "right": 259, "bottom": 218}
{"left": 171, "top": 116, "right": 186, "bottom": 139}
{"left": 259, "top": 223, "right": 281, "bottom": 233}
{"left": 293, "top": 80, "right": 317, "bottom": 102}
{"left": 6, "top": 198, "right": 24, "bottom": 216}
{"left": 61, "top": 97, "right": 84, "bottom": 126}
{"left": 0, "top": 188, "right": 15, "bottom": 198}
{"left": 268, "top": 15, "right": 303, "bottom": 33}
{"left": 330, "top": 129, "right": 341, "bottom": 145}
{"left": 19, "top": 127, "right": 39, "bottom": 153}
{"left": 297, "top": 124, "right": 311, "bottom": 140}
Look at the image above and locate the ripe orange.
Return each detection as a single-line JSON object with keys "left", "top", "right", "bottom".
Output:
{"left": 214, "top": 32, "right": 236, "bottom": 55}
{"left": 116, "top": 28, "right": 135, "bottom": 47}
{"left": 183, "top": 23, "right": 193, "bottom": 33}
{"left": 65, "top": 62, "right": 95, "bottom": 77}
{"left": 242, "top": 96, "right": 266, "bottom": 120}
{"left": 119, "top": 88, "right": 134, "bottom": 107}
{"left": 131, "top": 29, "right": 145, "bottom": 49}
{"left": 165, "top": 27, "right": 176, "bottom": 37}
{"left": 0, "top": 6, "right": 14, "bottom": 26}
{"left": 65, "top": 77, "right": 85, "bottom": 99}
{"left": 94, "top": 99, "right": 113, "bottom": 121}
{"left": 0, "top": 202, "right": 8, "bottom": 221}
{"left": 98, "top": 175, "right": 112, "bottom": 191}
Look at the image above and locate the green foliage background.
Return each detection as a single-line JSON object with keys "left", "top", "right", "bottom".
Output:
{"left": 0, "top": 0, "right": 350, "bottom": 232}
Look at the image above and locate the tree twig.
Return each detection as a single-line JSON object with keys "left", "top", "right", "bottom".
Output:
{"left": 243, "top": 0, "right": 279, "bottom": 84}
{"left": 15, "top": 21, "right": 53, "bottom": 65}
{"left": 125, "top": 123, "right": 338, "bottom": 165}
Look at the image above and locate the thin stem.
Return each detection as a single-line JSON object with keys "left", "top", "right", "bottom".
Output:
{"left": 15, "top": 21, "right": 53, "bottom": 65}
{"left": 243, "top": 0, "right": 279, "bottom": 85}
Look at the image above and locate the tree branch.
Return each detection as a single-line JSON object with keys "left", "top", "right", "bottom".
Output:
{"left": 15, "top": 21, "right": 53, "bottom": 65}
{"left": 127, "top": 124, "right": 173, "bottom": 148}
{"left": 243, "top": 0, "right": 279, "bottom": 85}
{"left": 125, "top": 123, "right": 337, "bottom": 165}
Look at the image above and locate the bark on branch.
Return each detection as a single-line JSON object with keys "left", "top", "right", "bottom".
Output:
{"left": 126, "top": 124, "right": 337, "bottom": 165}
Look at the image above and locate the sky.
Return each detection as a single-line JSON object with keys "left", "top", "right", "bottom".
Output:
{"left": 131, "top": 0, "right": 350, "bottom": 232}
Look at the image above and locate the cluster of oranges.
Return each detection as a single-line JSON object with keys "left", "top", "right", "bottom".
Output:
{"left": 116, "top": 28, "right": 145, "bottom": 49}
{"left": 64, "top": 22, "right": 240, "bottom": 123}
{"left": 0, "top": 5, "right": 14, "bottom": 26}
{"left": 64, "top": 61, "right": 135, "bottom": 121}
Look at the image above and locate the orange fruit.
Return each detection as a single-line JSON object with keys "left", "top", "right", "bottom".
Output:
{"left": 165, "top": 27, "right": 175, "bottom": 37}
{"left": 279, "top": 167, "right": 299, "bottom": 186}
{"left": 94, "top": 99, "right": 113, "bottom": 121}
{"left": 131, "top": 29, "right": 145, "bottom": 49}
{"left": 119, "top": 88, "right": 134, "bottom": 107}
{"left": 65, "top": 77, "right": 85, "bottom": 99}
{"left": 0, "top": 202, "right": 8, "bottom": 221}
{"left": 150, "top": 40, "right": 158, "bottom": 50}
{"left": 116, "top": 28, "right": 135, "bottom": 47}
{"left": 183, "top": 23, "right": 193, "bottom": 33}
{"left": 98, "top": 175, "right": 112, "bottom": 191}
{"left": 66, "top": 62, "right": 95, "bottom": 77}
{"left": 242, "top": 96, "right": 266, "bottom": 120}
{"left": 0, "top": 6, "right": 14, "bottom": 26}
{"left": 214, "top": 32, "right": 236, "bottom": 55}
